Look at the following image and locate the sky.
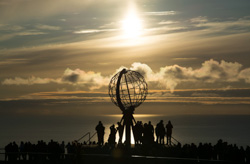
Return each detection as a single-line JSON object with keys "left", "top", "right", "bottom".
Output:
{"left": 1, "top": 0, "right": 250, "bottom": 117}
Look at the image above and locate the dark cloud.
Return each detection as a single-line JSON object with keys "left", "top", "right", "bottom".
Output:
{"left": 62, "top": 72, "right": 79, "bottom": 83}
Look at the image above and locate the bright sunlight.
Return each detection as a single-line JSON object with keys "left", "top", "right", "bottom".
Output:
{"left": 121, "top": 7, "right": 143, "bottom": 38}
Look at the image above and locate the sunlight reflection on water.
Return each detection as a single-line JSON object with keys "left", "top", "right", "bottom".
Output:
{"left": 104, "top": 114, "right": 161, "bottom": 118}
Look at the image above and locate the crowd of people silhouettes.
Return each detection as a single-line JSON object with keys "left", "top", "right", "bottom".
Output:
{"left": 95, "top": 120, "right": 173, "bottom": 146}
{"left": 5, "top": 140, "right": 68, "bottom": 162}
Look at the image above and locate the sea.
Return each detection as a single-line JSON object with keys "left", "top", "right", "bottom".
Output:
{"left": 1, "top": 114, "right": 250, "bottom": 148}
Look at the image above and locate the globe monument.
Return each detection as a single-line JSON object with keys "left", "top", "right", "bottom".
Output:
{"left": 108, "top": 68, "right": 148, "bottom": 146}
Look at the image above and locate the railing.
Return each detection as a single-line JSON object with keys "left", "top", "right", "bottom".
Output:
{"left": 171, "top": 136, "right": 181, "bottom": 146}
{"left": 77, "top": 132, "right": 97, "bottom": 143}
{"left": 77, "top": 132, "right": 180, "bottom": 146}
{"left": 87, "top": 132, "right": 97, "bottom": 143}
{"left": 77, "top": 132, "right": 90, "bottom": 142}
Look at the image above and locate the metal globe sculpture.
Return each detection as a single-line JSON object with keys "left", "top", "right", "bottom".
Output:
{"left": 109, "top": 69, "right": 148, "bottom": 111}
{"left": 108, "top": 68, "right": 148, "bottom": 146}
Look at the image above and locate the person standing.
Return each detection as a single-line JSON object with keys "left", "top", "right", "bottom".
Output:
{"left": 138, "top": 121, "right": 143, "bottom": 144}
{"left": 117, "top": 122, "right": 124, "bottom": 144}
{"left": 108, "top": 124, "right": 117, "bottom": 146}
{"left": 166, "top": 120, "right": 173, "bottom": 145}
{"left": 133, "top": 121, "right": 140, "bottom": 144}
{"left": 96, "top": 121, "right": 105, "bottom": 146}
{"left": 148, "top": 121, "right": 154, "bottom": 144}
{"left": 156, "top": 120, "right": 165, "bottom": 144}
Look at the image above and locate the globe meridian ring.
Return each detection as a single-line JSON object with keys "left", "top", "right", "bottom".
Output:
{"left": 108, "top": 69, "right": 148, "bottom": 111}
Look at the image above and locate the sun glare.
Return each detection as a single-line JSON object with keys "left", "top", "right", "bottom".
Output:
{"left": 121, "top": 8, "right": 143, "bottom": 38}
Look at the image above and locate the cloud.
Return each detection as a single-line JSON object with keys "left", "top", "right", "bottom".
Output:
{"left": 0, "top": 24, "right": 24, "bottom": 31}
{"left": 2, "top": 76, "right": 59, "bottom": 85}
{"left": 126, "top": 60, "right": 246, "bottom": 92}
{"left": 74, "top": 29, "right": 117, "bottom": 34}
{"left": 129, "top": 62, "right": 153, "bottom": 79}
{"left": 61, "top": 68, "right": 110, "bottom": 90}
{"left": 2, "top": 68, "right": 110, "bottom": 90}
{"left": 0, "top": 23, "right": 46, "bottom": 41}
{"left": 35, "top": 24, "right": 61, "bottom": 31}
{"left": 191, "top": 92, "right": 220, "bottom": 97}
{"left": 0, "top": 30, "right": 46, "bottom": 41}
{"left": 3, "top": 88, "right": 250, "bottom": 106}
{"left": 17, "top": 31, "right": 46, "bottom": 36}
{"left": 156, "top": 64, "right": 195, "bottom": 92}
{"left": 158, "top": 21, "right": 179, "bottom": 25}
{"left": 190, "top": 17, "right": 250, "bottom": 34}
{"left": 190, "top": 16, "right": 208, "bottom": 23}
{"left": 144, "top": 11, "right": 178, "bottom": 16}
{"left": 194, "top": 59, "right": 242, "bottom": 83}
{"left": 16, "top": 90, "right": 109, "bottom": 101}
{"left": 172, "top": 58, "right": 197, "bottom": 61}
{"left": 2, "top": 59, "right": 250, "bottom": 92}
{"left": 0, "top": 59, "right": 28, "bottom": 66}
{"left": 0, "top": 0, "right": 95, "bottom": 22}
{"left": 239, "top": 68, "right": 250, "bottom": 83}
{"left": 146, "top": 16, "right": 250, "bottom": 37}
{"left": 59, "top": 19, "right": 66, "bottom": 22}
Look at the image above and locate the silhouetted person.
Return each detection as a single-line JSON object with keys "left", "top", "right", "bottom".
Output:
{"left": 166, "top": 120, "right": 173, "bottom": 145}
{"left": 12, "top": 142, "right": 19, "bottom": 162}
{"left": 148, "top": 121, "right": 154, "bottom": 143}
{"left": 142, "top": 123, "right": 148, "bottom": 144}
{"left": 96, "top": 121, "right": 105, "bottom": 146}
{"left": 138, "top": 121, "right": 144, "bottom": 144}
{"left": 143, "top": 122, "right": 154, "bottom": 144}
{"left": 156, "top": 120, "right": 165, "bottom": 144}
{"left": 134, "top": 121, "right": 141, "bottom": 144}
{"left": 155, "top": 121, "right": 160, "bottom": 144}
{"left": 20, "top": 141, "right": 27, "bottom": 160}
{"left": 108, "top": 124, "right": 117, "bottom": 146}
{"left": 117, "top": 122, "right": 124, "bottom": 144}
{"left": 5, "top": 142, "right": 11, "bottom": 161}
{"left": 66, "top": 142, "right": 73, "bottom": 160}
{"left": 60, "top": 141, "right": 65, "bottom": 159}
{"left": 246, "top": 146, "right": 250, "bottom": 163}
{"left": 25, "top": 142, "right": 32, "bottom": 161}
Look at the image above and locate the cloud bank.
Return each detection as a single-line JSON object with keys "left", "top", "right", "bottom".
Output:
{"left": 2, "top": 68, "right": 110, "bottom": 90}
{"left": 130, "top": 59, "right": 247, "bottom": 92}
{"left": 2, "top": 59, "right": 250, "bottom": 92}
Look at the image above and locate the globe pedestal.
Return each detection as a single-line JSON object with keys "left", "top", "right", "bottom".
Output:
{"left": 121, "top": 107, "right": 136, "bottom": 146}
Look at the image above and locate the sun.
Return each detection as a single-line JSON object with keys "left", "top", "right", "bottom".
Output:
{"left": 121, "top": 9, "right": 143, "bottom": 38}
